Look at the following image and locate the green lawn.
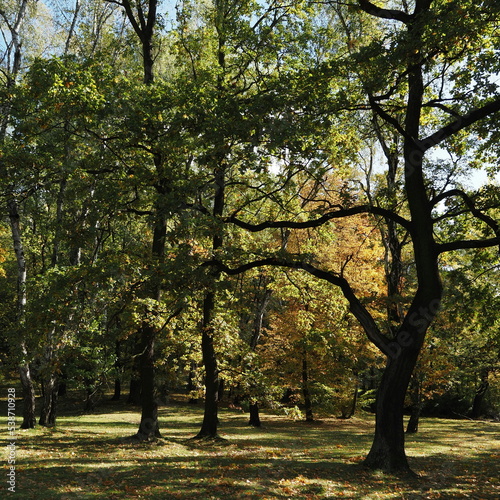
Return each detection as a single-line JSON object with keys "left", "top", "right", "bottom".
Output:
{"left": 1, "top": 395, "right": 499, "bottom": 499}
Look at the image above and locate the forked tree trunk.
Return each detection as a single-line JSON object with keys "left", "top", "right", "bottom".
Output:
{"left": 39, "top": 374, "right": 58, "bottom": 427}
{"left": 19, "top": 358, "right": 36, "bottom": 429}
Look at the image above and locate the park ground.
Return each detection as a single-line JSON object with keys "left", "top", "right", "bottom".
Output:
{"left": 1, "top": 392, "right": 499, "bottom": 499}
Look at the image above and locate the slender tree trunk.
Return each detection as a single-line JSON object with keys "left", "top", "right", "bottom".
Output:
{"left": 111, "top": 341, "right": 122, "bottom": 401}
{"left": 196, "top": 290, "right": 220, "bottom": 438}
{"left": 8, "top": 199, "right": 36, "bottom": 429}
{"left": 19, "top": 343, "right": 36, "bottom": 429}
{"left": 340, "top": 380, "right": 359, "bottom": 419}
{"left": 406, "top": 376, "right": 422, "bottom": 434}
{"left": 470, "top": 370, "right": 490, "bottom": 419}
{"left": 302, "top": 353, "right": 314, "bottom": 422}
{"left": 112, "top": 379, "right": 121, "bottom": 401}
{"left": 406, "top": 404, "right": 421, "bottom": 434}
{"left": 246, "top": 286, "right": 271, "bottom": 426}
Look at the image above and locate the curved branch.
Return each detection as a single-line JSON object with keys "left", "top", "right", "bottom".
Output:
{"left": 357, "top": 0, "right": 413, "bottom": 23}
{"left": 225, "top": 205, "right": 412, "bottom": 232}
{"left": 207, "top": 257, "right": 392, "bottom": 354}
{"left": 420, "top": 97, "right": 500, "bottom": 152}
{"left": 438, "top": 237, "right": 500, "bottom": 254}
{"left": 431, "top": 189, "right": 500, "bottom": 238}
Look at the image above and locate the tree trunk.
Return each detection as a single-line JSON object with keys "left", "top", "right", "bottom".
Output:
{"left": 340, "top": 381, "right": 358, "bottom": 419}
{"left": 8, "top": 201, "right": 36, "bottom": 429}
{"left": 136, "top": 322, "right": 161, "bottom": 440}
{"left": 19, "top": 357, "right": 36, "bottom": 429}
{"left": 364, "top": 344, "right": 421, "bottom": 472}
{"left": 302, "top": 353, "right": 314, "bottom": 422}
{"left": 39, "top": 374, "right": 58, "bottom": 427}
{"left": 128, "top": 377, "right": 141, "bottom": 405}
{"left": 470, "top": 371, "right": 490, "bottom": 419}
{"left": 195, "top": 291, "right": 220, "bottom": 438}
{"left": 248, "top": 402, "right": 261, "bottom": 427}
{"left": 406, "top": 405, "right": 421, "bottom": 434}
{"left": 406, "top": 375, "right": 422, "bottom": 433}
{"left": 111, "top": 379, "right": 121, "bottom": 401}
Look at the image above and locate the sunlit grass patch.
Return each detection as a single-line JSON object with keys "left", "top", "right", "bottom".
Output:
{"left": 1, "top": 393, "right": 498, "bottom": 499}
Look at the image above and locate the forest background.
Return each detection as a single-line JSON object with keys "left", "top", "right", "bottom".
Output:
{"left": 1, "top": 0, "right": 500, "bottom": 475}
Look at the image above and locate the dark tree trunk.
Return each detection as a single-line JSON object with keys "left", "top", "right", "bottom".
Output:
{"left": 195, "top": 291, "right": 220, "bottom": 439}
{"left": 84, "top": 385, "right": 98, "bottom": 412}
{"left": 248, "top": 402, "right": 261, "bottom": 427}
{"left": 364, "top": 351, "right": 417, "bottom": 472}
{"left": 111, "top": 341, "right": 122, "bottom": 400}
{"left": 128, "top": 378, "right": 141, "bottom": 405}
{"left": 302, "top": 353, "right": 314, "bottom": 422}
{"left": 244, "top": 286, "right": 271, "bottom": 427}
{"left": 406, "top": 375, "right": 422, "bottom": 433}
{"left": 111, "top": 379, "right": 121, "bottom": 401}
{"left": 340, "top": 382, "right": 358, "bottom": 419}
{"left": 470, "top": 371, "right": 490, "bottom": 419}
{"left": 58, "top": 381, "right": 67, "bottom": 397}
{"left": 135, "top": 322, "right": 161, "bottom": 440}
{"left": 39, "top": 375, "right": 58, "bottom": 427}
{"left": 406, "top": 405, "right": 421, "bottom": 434}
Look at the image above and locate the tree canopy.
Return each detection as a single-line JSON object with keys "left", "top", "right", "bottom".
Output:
{"left": 1, "top": 0, "right": 500, "bottom": 474}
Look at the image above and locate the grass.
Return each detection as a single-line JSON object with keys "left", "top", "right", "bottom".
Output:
{"left": 1, "top": 391, "right": 499, "bottom": 499}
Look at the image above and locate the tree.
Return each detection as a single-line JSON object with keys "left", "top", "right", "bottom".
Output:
{"left": 212, "top": 0, "right": 500, "bottom": 472}
{"left": 0, "top": 0, "right": 37, "bottom": 429}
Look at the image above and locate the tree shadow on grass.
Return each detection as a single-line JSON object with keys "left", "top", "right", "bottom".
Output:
{"left": 10, "top": 408, "right": 500, "bottom": 499}
{"left": 18, "top": 450, "right": 500, "bottom": 500}
{"left": 15, "top": 422, "right": 500, "bottom": 500}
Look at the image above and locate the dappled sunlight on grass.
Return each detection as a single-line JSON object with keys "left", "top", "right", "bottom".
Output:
{"left": 1, "top": 397, "right": 498, "bottom": 499}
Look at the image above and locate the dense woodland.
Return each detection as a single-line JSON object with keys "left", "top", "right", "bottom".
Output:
{"left": 1, "top": 0, "right": 500, "bottom": 475}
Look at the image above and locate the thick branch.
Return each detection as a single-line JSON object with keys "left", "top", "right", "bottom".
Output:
{"left": 431, "top": 189, "right": 500, "bottom": 238}
{"left": 208, "top": 258, "right": 392, "bottom": 354}
{"left": 357, "top": 0, "right": 413, "bottom": 23}
{"left": 420, "top": 98, "right": 500, "bottom": 152}
{"left": 225, "top": 205, "right": 412, "bottom": 231}
{"left": 438, "top": 237, "right": 500, "bottom": 254}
